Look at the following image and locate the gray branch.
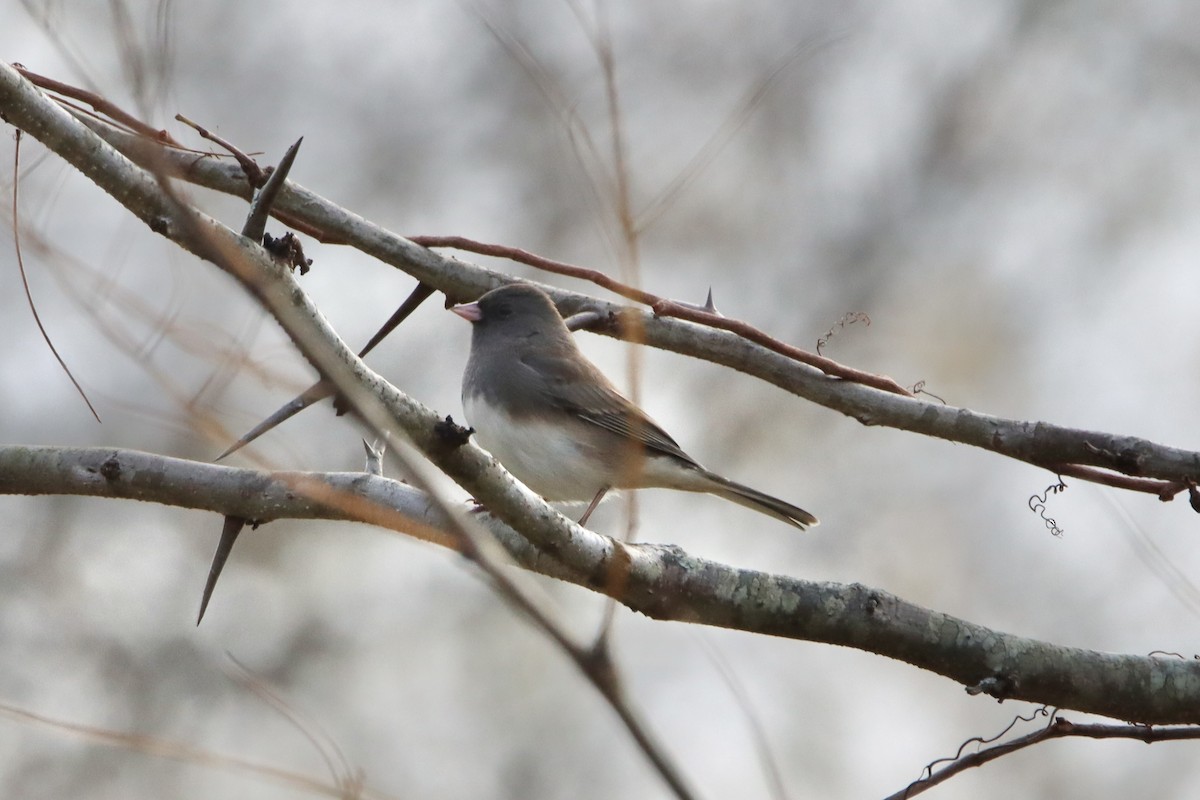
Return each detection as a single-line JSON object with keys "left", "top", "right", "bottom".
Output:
{"left": 3, "top": 444, "right": 1198, "bottom": 725}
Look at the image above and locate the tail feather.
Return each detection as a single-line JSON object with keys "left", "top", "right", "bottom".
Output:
{"left": 704, "top": 471, "right": 818, "bottom": 530}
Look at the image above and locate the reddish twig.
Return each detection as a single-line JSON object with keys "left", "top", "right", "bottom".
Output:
{"left": 16, "top": 68, "right": 333, "bottom": 243}
{"left": 176, "top": 113, "right": 266, "bottom": 186}
{"left": 15, "top": 65, "right": 183, "bottom": 146}
{"left": 1046, "top": 463, "right": 1185, "bottom": 499}
{"left": 410, "top": 235, "right": 913, "bottom": 396}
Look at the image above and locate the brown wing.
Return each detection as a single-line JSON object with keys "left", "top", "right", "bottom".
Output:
{"left": 518, "top": 349, "right": 702, "bottom": 468}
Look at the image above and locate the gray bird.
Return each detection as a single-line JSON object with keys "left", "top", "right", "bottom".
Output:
{"left": 452, "top": 283, "right": 818, "bottom": 529}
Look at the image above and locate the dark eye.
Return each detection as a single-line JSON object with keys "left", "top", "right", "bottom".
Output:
{"left": 489, "top": 304, "right": 512, "bottom": 320}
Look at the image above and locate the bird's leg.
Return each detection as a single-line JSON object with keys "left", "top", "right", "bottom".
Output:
{"left": 578, "top": 487, "right": 609, "bottom": 527}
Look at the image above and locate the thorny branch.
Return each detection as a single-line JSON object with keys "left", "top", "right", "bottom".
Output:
{"left": 1, "top": 63, "right": 700, "bottom": 800}
{"left": 9, "top": 67, "right": 1197, "bottom": 505}
{"left": 5, "top": 64, "right": 1200, "bottom": 790}
{"left": 7, "top": 51, "right": 1200, "bottom": 800}
{"left": 5, "top": 444, "right": 1200, "bottom": 728}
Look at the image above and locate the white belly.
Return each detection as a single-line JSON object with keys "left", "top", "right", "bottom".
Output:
{"left": 464, "top": 395, "right": 612, "bottom": 501}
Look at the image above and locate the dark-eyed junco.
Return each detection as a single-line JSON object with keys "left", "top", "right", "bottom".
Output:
{"left": 452, "top": 283, "right": 818, "bottom": 529}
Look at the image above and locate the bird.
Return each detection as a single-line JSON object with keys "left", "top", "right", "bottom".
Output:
{"left": 451, "top": 283, "right": 818, "bottom": 529}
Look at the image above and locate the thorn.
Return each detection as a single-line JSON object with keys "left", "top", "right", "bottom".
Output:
{"left": 217, "top": 282, "right": 434, "bottom": 460}
{"left": 357, "top": 282, "right": 436, "bottom": 359}
{"left": 215, "top": 381, "right": 332, "bottom": 461}
{"left": 197, "top": 516, "right": 247, "bottom": 625}
{"left": 363, "top": 437, "right": 386, "bottom": 475}
{"left": 673, "top": 291, "right": 722, "bottom": 317}
{"left": 242, "top": 137, "right": 303, "bottom": 241}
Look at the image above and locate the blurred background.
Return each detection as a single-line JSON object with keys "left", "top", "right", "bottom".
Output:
{"left": 2, "top": 1, "right": 1199, "bottom": 797}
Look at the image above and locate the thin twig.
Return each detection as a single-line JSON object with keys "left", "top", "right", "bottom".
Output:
{"left": 15, "top": 64, "right": 182, "bottom": 145}
{"left": 886, "top": 716, "right": 1200, "bottom": 799}
{"left": 176, "top": 112, "right": 266, "bottom": 187}
{"left": 10, "top": 130, "right": 102, "bottom": 422}
{"left": 0, "top": 699, "right": 393, "bottom": 799}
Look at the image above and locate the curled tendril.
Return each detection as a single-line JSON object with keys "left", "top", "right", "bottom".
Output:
{"left": 1147, "top": 650, "right": 1200, "bottom": 660}
{"left": 816, "top": 311, "right": 871, "bottom": 355}
{"left": 1028, "top": 478, "right": 1068, "bottom": 537}
{"left": 906, "top": 706, "right": 1055, "bottom": 796}
{"left": 910, "top": 380, "right": 946, "bottom": 404}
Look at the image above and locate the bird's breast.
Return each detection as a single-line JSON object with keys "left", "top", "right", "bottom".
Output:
{"left": 463, "top": 393, "right": 611, "bottom": 501}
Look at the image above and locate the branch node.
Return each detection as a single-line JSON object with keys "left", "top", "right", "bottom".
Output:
{"left": 263, "top": 231, "right": 312, "bottom": 275}
{"left": 865, "top": 591, "right": 883, "bottom": 617}
{"left": 98, "top": 455, "right": 122, "bottom": 481}
{"left": 965, "top": 674, "right": 1018, "bottom": 700}
{"left": 1084, "top": 441, "right": 1146, "bottom": 475}
{"left": 434, "top": 415, "right": 474, "bottom": 449}
{"left": 579, "top": 642, "right": 621, "bottom": 698}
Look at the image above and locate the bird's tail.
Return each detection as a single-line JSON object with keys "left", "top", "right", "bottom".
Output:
{"left": 704, "top": 472, "right": 819, "bottom": 530}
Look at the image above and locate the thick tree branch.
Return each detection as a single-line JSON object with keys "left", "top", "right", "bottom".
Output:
{"left": 3, "top": 444, "right": 1199, "bottom": 725}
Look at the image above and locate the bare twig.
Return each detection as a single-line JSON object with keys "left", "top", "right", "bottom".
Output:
{"left": 225, "top": 656, "right": 365, "bottom": 797}
{"left": 176, "top": 112, "right": 265, "bottom": 186}
{"left": 14, "top": 64, "right": 183, "bottom": 145}
{"left": 888, "top": 715, "right": 1200, "bottom": 799}
{"left": 0, "top": 698, "right": 394, "bottom": 798}
{"left": 9, "top": 130, "right": 102, "bottom": 423}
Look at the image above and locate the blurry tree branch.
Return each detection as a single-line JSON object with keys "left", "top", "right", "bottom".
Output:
{"left": 4, "top": 443, "right": 1200, "bottom": 727}
{"left": 3, "top": 61, "right": 1200, "bottom": 736}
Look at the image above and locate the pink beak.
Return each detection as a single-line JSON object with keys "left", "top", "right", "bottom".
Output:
{"left": 451, "top": 301, "right": 482, "bottom": 323}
